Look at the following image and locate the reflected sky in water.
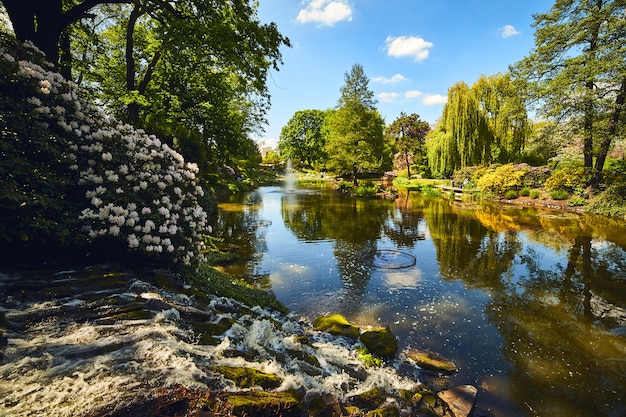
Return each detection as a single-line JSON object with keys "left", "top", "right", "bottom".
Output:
{"left": 217, "top": 185, "right": 626, "bottom": 417}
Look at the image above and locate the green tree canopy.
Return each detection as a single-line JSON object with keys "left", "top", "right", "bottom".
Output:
{"left": 511, "top": 0, "right": 626, "bottom": 186}
{"left": 324, "top": 64, "right": 385, "bottom": 184}
{"left": 427, "top": 73, "right": 530, "bottom": 178}
{"left": 385, "top": 112, "right": 430, "bottom": 178}
{"left": 278, "top": 109, "right": 328, "bottom": 167}
{"left": 1, "top": 0, "right": 290, "bottom": 183}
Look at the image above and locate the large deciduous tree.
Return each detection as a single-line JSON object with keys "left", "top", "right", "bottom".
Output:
{"left": 511, "top": 0, "right": 626, "bottom": 187}
{"left": 324, "top": 64, "right": 385, "bottom": 185}
{"left": 427, "top": 73, "right": 529, "bottom": 178}
{"left": 385, "top": 112, "right": 430, "bottom": 178}
{"left": 1, "top": 0, "right": 290, "bottom": 181}
{"left": 278, "top": 110, "right": 328, "bottom": 167}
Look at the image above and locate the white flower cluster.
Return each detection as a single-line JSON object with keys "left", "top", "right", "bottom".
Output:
{"left": 2, "top": 40, "right": 212, "bottom": 267}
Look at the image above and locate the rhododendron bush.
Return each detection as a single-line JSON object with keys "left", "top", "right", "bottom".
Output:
{"left": 0, "top": 34, "right": 210, "bottom": 267}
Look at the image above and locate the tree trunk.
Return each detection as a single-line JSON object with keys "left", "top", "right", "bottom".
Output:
{"left": 352, "top": 163, "right": 358, "bottom": 186}
{"left": 404, "top": 148, "right": 411, "bottom": 179}
{"left": 58, "top": 29, "right": 72, "bottom": 80}
{"left": 593, "top": 77, "right": 626, "bottom": 186}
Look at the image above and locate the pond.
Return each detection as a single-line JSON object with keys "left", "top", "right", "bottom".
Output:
{"left": 215, "top": 184, "right": 626, "bottom": 417}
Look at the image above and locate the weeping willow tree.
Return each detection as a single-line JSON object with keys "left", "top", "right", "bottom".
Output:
{"left": 427, "top": 73, "right": 530, "bottom": 178}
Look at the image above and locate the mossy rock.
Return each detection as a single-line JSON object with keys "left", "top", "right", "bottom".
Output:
{"left": 367, "top": 406, "right": 400, "bottom": 417}
{"left": 404, "top": 349, "right": 457, "bottom": 373}
{"left": 349, "top": 387, "right": 387, "bottom": 410}
{"left": 213, "top": 366, "right": 282, "bottom": 389}
{"left": 227, "top": 389, "right": 303, "bottom": 417}
{"left": 359, "top": 327, "right": 397, "bottom": 358}
{"left": 313, "top": 314, "right": 360, "bottom": 340}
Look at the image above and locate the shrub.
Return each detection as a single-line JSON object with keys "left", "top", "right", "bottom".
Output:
{"left": 354, "top": 186, "right": 377, "bottom": 196}
{"left": 521, "top": 165, "right": 552, "bottom": 188}
{"left": 519, "top": 187, "right": 531, "bottom": 197}
{"left": 421, "top": 186, "right": 442, "bottom": 197}
{"left": 530, "top": 190, "right": 541, "bottom": 199}
{"left": 589, "top": 184, "right": 626, "bottom": 217}
{"left": 0, "top": 34, "right": 211, "bottom": 268}
{"left": 505, "top": 190, "right": 518, "bottom": 199}
{"left": 568, "top": 196, "right": 588, "bottom": 207}
{"left": 544, "top": 167, "right": 592, "bottom": 193}
{"left": 550, "top": 190, "right": 570, "bottom": 200}
{"left": 476, "top": 164, "right": 527, "bottom": 195}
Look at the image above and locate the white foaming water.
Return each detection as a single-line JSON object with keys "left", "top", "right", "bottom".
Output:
{"left": 0, "top": 272, "right": 421, "bottom": 416}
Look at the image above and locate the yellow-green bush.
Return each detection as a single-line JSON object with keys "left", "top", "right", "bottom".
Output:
{"left": 544, "top": 167, "right": 592, "bottom": 193}
{"left": 476, "top": 164, "right": 527, "bottom": 195}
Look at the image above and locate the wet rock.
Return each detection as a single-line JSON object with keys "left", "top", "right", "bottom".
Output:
{"left": 349, "top": 387, "right": 387, "bottom": 410}
{"left": 313, "top": 314, "right": 360, "bottom": 340}
{"left": 227, "top": 389, "right": 304, "bottom": 417}
{"left": 306, "top": 392, "right": 345, "bottom": 417}
{"left": 359, "top": 326, "right": 398, "bottom": 358}
{"left": 212, "top": 366, "right": 282, "bottom": 389}
{"left": 437, "top": 385, "right": 477, "bottom": 417}
{"left": 404, "top": 349, "right": 458, "bottom": 373}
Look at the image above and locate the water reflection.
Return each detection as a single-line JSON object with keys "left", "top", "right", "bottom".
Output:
{"left": 216, "top": 186, "right": 626, "bottom": 417}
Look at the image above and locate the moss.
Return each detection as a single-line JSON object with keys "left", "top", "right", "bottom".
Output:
{"left": 227, "top": 389, "right": 303, "bottom": 417}
{"left": 356, "top": 346, "right": 382, "bottom": 368}
{"left": 188, "top": 265, "right": 287, "bottom": 313}
{"left": 359, "top": 327, "right": 398, "bottom": 358}
{"left": 313, "top": 314, "right": 360, "bottom": 340}
{"left": 350, "top": 387, "right": 386, "bottom": 410}
{"left": 404, "top": 349, "right": 457, "bottom": 373}
{"left": 213, "top": 366, "right": 282, "bottom": 389}
{"left": 367, "top": 407, "right": 400, "bottom": 417}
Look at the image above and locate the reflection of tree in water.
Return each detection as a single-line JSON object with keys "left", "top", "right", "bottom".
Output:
{"left": 281, "top": 191, "right": 392, "bottom": 304}
{"left": 424, "top": 198, "right": 626, "bottom": 416}
{"left": 215, "top": 192, "right": 270, "bottom": 288}
{"left": 485, "top": 235, "right": 626, "bottom": 417}
{"left": 383, "top": 191, "right": 426, "bottom": 248}
{"left": 423, "top": 198, "right": 521, "bottom": 289}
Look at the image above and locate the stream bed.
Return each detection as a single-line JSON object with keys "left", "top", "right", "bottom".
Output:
{"left": 217, "top": 185, "right": 626, "bottom": 417}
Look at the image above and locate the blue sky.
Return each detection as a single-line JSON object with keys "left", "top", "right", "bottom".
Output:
{"left": 255, "top": 0, "right": 555, "bottom": 149}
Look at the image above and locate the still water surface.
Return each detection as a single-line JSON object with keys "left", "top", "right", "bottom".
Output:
{"left": 216, "top": 184, "right": 626, "bottom": 417}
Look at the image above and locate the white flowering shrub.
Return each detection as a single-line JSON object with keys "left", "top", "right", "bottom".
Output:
{"left": 0, "top": 33, "right": 210, "bottom": 267}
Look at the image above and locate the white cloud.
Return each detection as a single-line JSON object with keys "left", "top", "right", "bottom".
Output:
{"left": 378, "top": 92, "right": 399, "bottom": 103}
{"left": 498, "top": 24, "right": 520, "bottom": 38}
{"left": 372, "top": 73, "right": 406, "bottom": 84}
{"left": 422, "top": 94, "right": 447, "bottom": 105}
{"left": 404, "top": 90, "right": 423, "bottom": 99}
{"left": 297, "top": 0, "right": 352, "bottom": 26}
{"left": 385, "top": 36, "right": 433, "bottom": 62}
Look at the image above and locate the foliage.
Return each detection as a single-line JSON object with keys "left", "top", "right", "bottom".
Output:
{"left": 511, "top": 0, "right": 626, "bottom": 185}
{"left": 519, "top": 187, "right": 531, "bottom": 197}
{"left": 521, "top": 121, "right": 568, "bottom": 166}
{"left": 519, "top": 164, "right": 551, "bottom": 188}
{"left": 354, "top": 185, "right": 378, "bottom": 197}
{"left": 451, "top": 166, "right": 480, "bottom": 188}
{"left": 530, "top": 190, "right": 541, "bottom": 199}
{"left": 505, "top": 190, "right": 518, "bottom": 199}
{"left": 261, "top": 149, "right": 281, "bottom": 165}
{"left": 0, "top": 34, "right": 211, "bottom": 267}
{"left": 385, "top": 112, "right": 430, "bottom": 178}
{"left": 476, "top": 164, "right": 527, "bottom": 195}
{"left": 589, "top": 184, "right": 626, "bottom": 217}
{"left": 568, "top": 196, "right": 588, "bottom": 207}
{"left": 544, "top": 167, "right": 592, "bottom": 194}
{"left": 427, "top": 73, "right": 530, "bottom": 177}
{"left": 189, "top": 264, "right": 287, "bottom": 312}
{"left": 278, "top": 109, "right": 328, "bottom": 167}
{"left": 324, "top": 64, "right": 385, "bottom": 184}
{"left": 3, "top": 0, "right": 290, "bottom": 188}
{"left": 550, "top": 190, "right": 570, "bottom": 200}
